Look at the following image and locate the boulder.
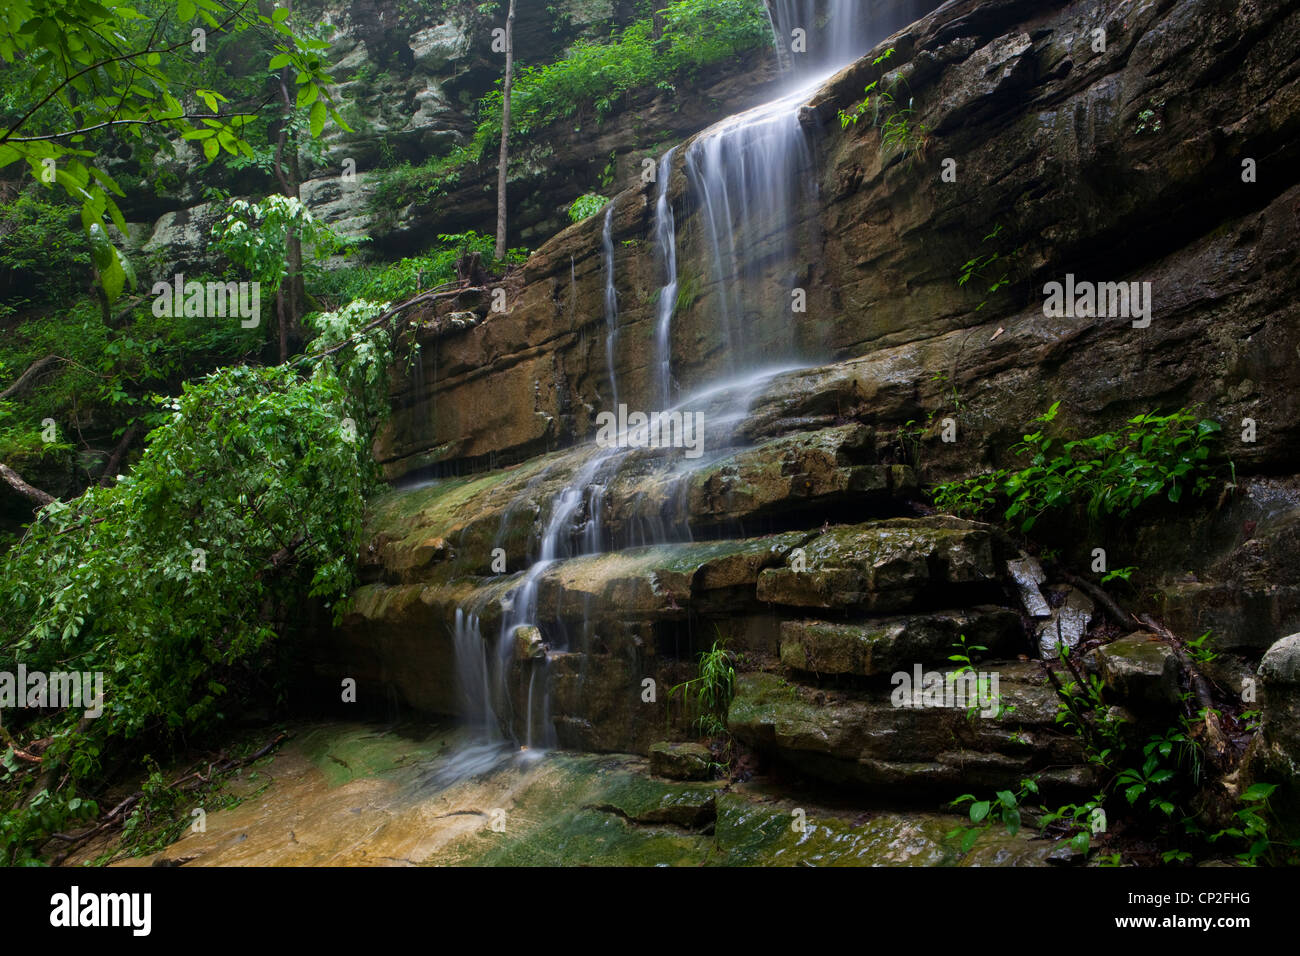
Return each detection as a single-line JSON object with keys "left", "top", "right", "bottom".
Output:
{"left": 649, "top": 742, "right": 713, "bottom": 781}
{"left": 1088, "top": 632, "right": 1182, "bottom": 711}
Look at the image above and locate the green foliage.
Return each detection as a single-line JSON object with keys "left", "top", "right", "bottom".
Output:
{"left": 0, "top": 295, "right": 264, "bottom": 475}
{"left": 495, "top": 0, "right": 768, "bottom": 138}
{"left": 933, "top": 403, "right": 1224, "bottom": 533}
{"left": 567, "top": 193, "right": 607, "bottom": 223}
{"left": 0, "top": 193, "right": 89, "bottom": 306}
{"left": 384, "top": 0, "right": 770, "bottom": 208}
{"left": 211, "top": 195, "right": 359, "bottom": 295}
{"left": 311, "top": 231, "right": 528, "bottom": 309}
{"left": 369, "top": 143, "right": 477, "bottom": 211}
{"left": 0, "top": 788, "right": 97, "bottom": 866}
{"left": 1209, "top": 783, "right": 1300, "bottom": 866}
{"left": 1184, "top": 630, "right": 1218, "bottom": 667}
{"left": 0, "top": 364, "right": 369, "bottom": 806}
{"left": 1101, "top": 565, "right": 1138, "bottom": 585}
{"left": 957, "top": 223, "right": 1019, "bottom": 312}
{"left": 1115, "top": 727, "right": 1196, "bottom": 818}
{"left": 948, "top": 777, "right": 1036, "bottom": 854}
{"left": 0, "top": 0, "right": 348, "bottom": 302}
{"left": 667, "top": 638, "right": 736, "bottom": 738}
{"left": 947, "top": 633, "right": 1014, "bottom": 721}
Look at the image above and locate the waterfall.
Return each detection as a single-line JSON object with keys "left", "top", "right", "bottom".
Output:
{"left": 445, "top": 1, "right": 938, "bottom": 761}
{"left": 652, "top": 148, "right": 679, "bottom": 408}
{"left": 453, "top": 608, "right": 501, "bottom": 738}
{"left": 685, "top": 90, "right": 819, "bottom": 375}
{"left": 602, "top": 201, "right": 620, "bottom": 409}
{"left": 768, "top": 0, "right": 935, "bottom": 76}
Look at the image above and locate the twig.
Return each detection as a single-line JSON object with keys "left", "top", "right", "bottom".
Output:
{"left": 45, "top": 731, "right": 291, "bottom": 861}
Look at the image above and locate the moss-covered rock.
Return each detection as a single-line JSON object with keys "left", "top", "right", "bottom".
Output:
{"left": 779, "top": 606, "right": 1023, "bottom": 676}
{"left": 649, "top": 742, "right": 713, "bottom": 781}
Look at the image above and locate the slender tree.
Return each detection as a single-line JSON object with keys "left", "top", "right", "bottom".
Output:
{"left": 495, "top": 0, "right": 516, "bottom": 262}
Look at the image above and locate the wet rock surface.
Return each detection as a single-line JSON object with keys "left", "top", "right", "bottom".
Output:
{"left": 92, "top": 722, "right": 1076, "bottom": 867}
{"left": 315, "top": 0, "right": 1300, "bottom": 832}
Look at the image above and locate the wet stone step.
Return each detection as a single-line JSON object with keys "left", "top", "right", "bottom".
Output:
{"left": 779, "top": 606, "right": 1025, "bottom": 677}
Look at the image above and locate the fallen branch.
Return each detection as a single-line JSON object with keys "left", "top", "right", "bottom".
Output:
{"left": 46, "top": 731, "right": 291, "bottom": 863}
{"left": 1138, "top": 614, "right": 1232, "bottom": 770}
{"left": 1060, "top": 571, "right": 1138, "bottom": 631}
{"left": 0, "top": 462, "right": 55, "bottom": 507}
{"left": 0, "top": 354, "right": 59, "bottom": 400}
{"left": 99, "top": 422, "right": 140, "bottom": 487}
{"left": 295, "top": 281, "right": 486, "bottom": 364}
{"left": 0, "top": 723, "right": 41, "bottom": 764}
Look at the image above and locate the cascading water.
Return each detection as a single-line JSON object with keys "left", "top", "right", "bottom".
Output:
{"left": 769, "top": 0, "right": 936, "bottom": 75}
{"left": 652, "top": 148, "right": 679, "bottom": 408}
{"left": 444, "top": 0, "right": 938, "bottom": 764}
{"left": 685, "top": 89, "right": 820, "bottom": 375}
{"left": 602, "top": 202, "right": 620, "bottom": 409}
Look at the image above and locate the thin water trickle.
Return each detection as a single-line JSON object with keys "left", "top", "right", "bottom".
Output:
{"left": 602, "top": 201, "right": 620, "bottom": 409}
{"left": 653, "top": 148, "right": 679, "bottom": 408}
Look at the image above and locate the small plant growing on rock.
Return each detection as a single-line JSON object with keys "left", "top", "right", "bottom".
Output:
{"left": 947, "top": 776, "right": 1037, "bottom": 854}
{"left": 667, "top": 637, "right": 736, "bottom": 738}
{"left": 838, "top": 48, "right": 929, "bottom": 164}
{"left": 957, "top": 223, "right": 1021, "bottom": 313}
{"left": 567, "top": 193, "right": 607, "bottom": 223}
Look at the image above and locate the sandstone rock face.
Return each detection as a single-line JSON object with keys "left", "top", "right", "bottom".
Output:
{"left": 323, "top": 0, "right": 1300, "bottom": 799}
{"left": 727, "top": 669, "right": 1090, "bottom": 795}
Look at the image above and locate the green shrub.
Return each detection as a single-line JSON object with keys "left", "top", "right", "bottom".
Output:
{"left": 311, "top": 231, "right": 528, "bottom": 309}
{"left": 567, "top": 193, "right": 607, "bottom": 223}
{"left": 932, "top": 403, "right": 1223, "bottom": 532}
{"left": 0, "top": 363, "right": 370, "bottom": 799}
{"left": 0, "top": 194, "right": 90, "bottom": 306}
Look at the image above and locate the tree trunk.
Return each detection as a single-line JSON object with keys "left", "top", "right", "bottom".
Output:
{"left": 495, "top": 0, "right": 516, "bottom": 262}
{"left": 273, "top": 0, "right": 303, "bottom": 362}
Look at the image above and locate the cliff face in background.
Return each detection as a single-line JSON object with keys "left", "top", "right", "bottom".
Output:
{"left": 124, "top": 0, "right": 786, "bottom": 275}
{"left": 330, "top": 0, "right": 1300, "bottom": 807}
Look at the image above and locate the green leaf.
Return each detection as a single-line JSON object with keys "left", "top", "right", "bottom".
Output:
{"left": 309, "top": 99, "right": 326, "bottom": 138}
{"left": 100, "top": 249, "right": 125, "bottom": 302}
{"left": 1243, "top": 783, "right": 1276, "bottom": 802}
{"left": 970, "top": 801, "right": 991, "bottom": 824}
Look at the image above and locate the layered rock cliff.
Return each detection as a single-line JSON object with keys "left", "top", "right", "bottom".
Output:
{"left": 325, "top": 0, "right": 1300, "bottom": 809}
